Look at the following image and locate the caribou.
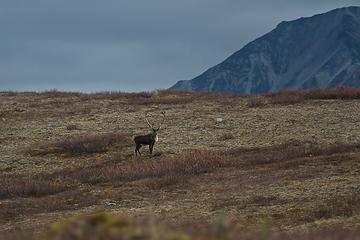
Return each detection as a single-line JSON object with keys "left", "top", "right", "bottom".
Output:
{"left": 134, "top": 111, "right": 165, "bottom": 156}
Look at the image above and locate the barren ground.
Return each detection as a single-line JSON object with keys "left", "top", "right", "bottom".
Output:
{"left": 1, "top": 91, "right": 360, "bottom": 238}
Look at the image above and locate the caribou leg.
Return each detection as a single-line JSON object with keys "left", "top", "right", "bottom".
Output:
{"left": 135, "top": 144, "right": 142, "bottom": 156}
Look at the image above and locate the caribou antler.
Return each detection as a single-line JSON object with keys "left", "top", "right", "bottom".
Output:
{"left": 144, "top": 113, "right": 153, "bottom": 129}
{"left": 158, "top": 111, "right": 166, "bottom": 130}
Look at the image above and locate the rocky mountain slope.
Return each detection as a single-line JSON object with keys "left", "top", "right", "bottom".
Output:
{"left": 170, "top": 7, "right": 360, "bottom": 93}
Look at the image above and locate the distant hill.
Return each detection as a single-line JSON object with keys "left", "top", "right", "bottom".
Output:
{"left": 170, "top": 7, "right": 360, "bottom": 94}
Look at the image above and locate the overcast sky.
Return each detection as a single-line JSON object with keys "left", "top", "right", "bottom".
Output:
{"left": 1, "top": 0, "right": 359, "bottom": 92}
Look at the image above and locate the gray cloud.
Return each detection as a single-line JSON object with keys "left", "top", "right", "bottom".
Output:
{"left": 0, "top": 0, "right": 359, "bottom": 92}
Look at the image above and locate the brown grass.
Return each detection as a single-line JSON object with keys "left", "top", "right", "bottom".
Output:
{"left": 227, "top": 140, "right": 360, "bottom": 167}
{"left": 45, "top": 140, "right": 360, "bottom": 190}
{"left": 2, "top": 140, "right": 360, "bottom": 236}
{"left": 0, "top": 190, "right": 99, "bottom": 224}
{"left": 305, "top": 87, "right": 360, "bottom": 99}
{"left": 267, "top": 89, "right": 305, "bottom": 105}
{"left": 144, "top": 174, "right": 189, "bottom": 190}
{"left": 2, "top": 90, "right": 360, "bottom": 237}
{"left": 306, "top": 194, "right": 360, "bottom": 221}
{"left": 38, "top": 213, "right": 360, "bottom": 240}
{"left": 72, "top": 150, "right": 229, "bottom": 185}
{"left": 0, "top": 90, "right": 198, "bottom": 106}
{"left": 0, "top": 175, "right": 71, "bottom": 199}
{"left": 272, "top": 194, "right": 360, "bottom": 226}
{"left": 28, "top": 133, "right": 131, "bottom": 156}
{"left": 40, "top": 89, "right": 83, "bottom": 98}
{"left": 79, "top": 90, "right": 197, "bottom": 105}
{"left": 65, "top": 124, "right": 81, "bottom": 131}
{"left": 247, "top": 95, "right": 266, "bottom": 107}
{"left": 247, "top": 195, "right": 279, "bottom": 206}
{"left": 218, "top": 132, "right": 235, "bottom": 141}
{"left": 266, "top": 87, "right": 360, "bottom": 105}
{"left": 0, "top": 231, "right": 34, "bottom": 240}
{"left": 36, "top": 140, "right": 360, "bottom": 189}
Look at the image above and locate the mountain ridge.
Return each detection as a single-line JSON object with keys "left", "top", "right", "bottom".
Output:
{"left": 170, "top": 6, "right": 360, "bottom": 94}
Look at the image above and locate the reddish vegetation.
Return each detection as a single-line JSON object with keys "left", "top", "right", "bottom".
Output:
{"left": 54, "top": 149, "right": 228, "bottom": 185}
{"left": 28, "top": 133, "right": 132, "bottom": 156}
{"left": 3, "top": 139, "right": 360, "bottom": 200}
{"left": 1, "top": 138, "right": 360, "bottom": 238}
{"left": 1, "top": 88, "right": 360, "bottom": 238}
{"left": 0, "top": 176, "right": 70, "bottom": 199}
{"left": 266, "top": 86, "right": 360, "bottom": 104}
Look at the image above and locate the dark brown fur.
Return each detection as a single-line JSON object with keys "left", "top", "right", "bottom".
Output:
{"left": 134, "top": 129, "right": 158, "bottom": 156}
{"left": 134, "top": 111, "right": 165, "bottom": 156}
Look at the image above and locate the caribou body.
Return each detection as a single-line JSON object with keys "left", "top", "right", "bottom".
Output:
{"left": 134, "top": 111, "right": 165, "bottom": 156}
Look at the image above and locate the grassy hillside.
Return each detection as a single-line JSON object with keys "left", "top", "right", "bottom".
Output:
{"left": 1, "top": 88, "right": 360, "bottom": 239}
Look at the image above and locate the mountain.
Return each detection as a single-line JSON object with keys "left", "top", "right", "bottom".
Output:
{"left": 170, "top": 7, "right": 360, "bottom": 94}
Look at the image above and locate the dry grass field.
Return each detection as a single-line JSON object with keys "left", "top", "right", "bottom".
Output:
{"left": 1, "top": 88, "right": 360, "bottom": 239}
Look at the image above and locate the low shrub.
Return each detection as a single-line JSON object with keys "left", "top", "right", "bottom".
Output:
{"left": 266, "top": 87, "right": 360, "bottom": 105}
{"left": 0, "top": 176, "right": 70, "bottom": 199}
{"left": 28, "top": 133, "right": 131, "bottom": 156}
{"left": 0, "top": 189, "right": 99, "bottom": 224}
{"left": 304, "top": 86, "right": 360, "bottom": 100}
{"left": 227, "top": 140, "right": 360, "bottom": 167}
{"left": 311, "top": 194, "right": 360, "bottom": 220}
{"left": 72, "top": 150, "right": 230, "bottom": 186}
{"left": 267, "top": 90, "right": 305, "bottom": 105}
{"left": 247, "top": 95, "right": 266, "bottom": 107}
{"left": 68, "top": 141, "right": 360, "bottom": 188}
